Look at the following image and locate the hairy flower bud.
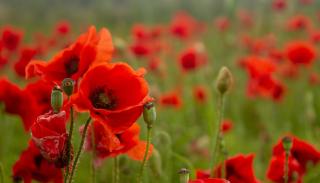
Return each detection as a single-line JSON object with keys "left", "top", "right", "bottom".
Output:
{"left": 143, "top": 102, "right": 156, "bottom": 128}
{"left": 51, "top": 86, "right": 63, "bottom": 113}
{"left": 215, "top": 66, "right": 233, "bottom": 95}
{"left": 61, "top": 78, "right": 75, "bottom": 96}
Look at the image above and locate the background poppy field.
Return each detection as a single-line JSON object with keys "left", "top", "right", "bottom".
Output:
{"left": 1, "top": 0, "right": 320, "bottom": 183}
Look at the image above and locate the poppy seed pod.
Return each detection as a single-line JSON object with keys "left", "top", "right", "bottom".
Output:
{"left": 282, "top": 136, "right": 293, "bottom": 152}
{"left": 215, "top": 66, "right": 233, "bottom": 95}
{"left": 51, "top": 86, "right": 63, "bottom": 113}
{"left": 143, "top": 102, "right": 156, "bottom": 128}
{"left": 61, "top": 78, "right": 74, "bottom": 96}
{"left": 178, "top": 168, "right": 189, "bottom": 183}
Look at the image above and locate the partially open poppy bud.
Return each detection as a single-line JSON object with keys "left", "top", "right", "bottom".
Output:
{"left": 143, "top": 102, "right": 156, "bottom": 128}
{"left": 51, "top": 86, "right": 63, "bottom": 113}
{"left": 215, "top": 66, "right": 233, "bottom": 95}
{"left": 178, "top": 168, "right": 190, "bottom": 183}
{"left": 61, "top": 78, "right": 74, "bottom": 96}
{"left": 282, "top": 136, "right": 293, "bottom": 152}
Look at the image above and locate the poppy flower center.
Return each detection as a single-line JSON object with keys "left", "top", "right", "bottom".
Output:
{"left": 90, "top": 87, "right": 116, "bottom": 110}
{"left": 64, "top": 56, "right": 79, "bottom": 76}
{"left": 34, "top": 155, "right": 43, "bottom": 168}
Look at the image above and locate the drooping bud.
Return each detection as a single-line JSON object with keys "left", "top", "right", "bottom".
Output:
{"left": 178, "top": 168, "right": 190, "bottom": 183}
{"left": 51, "top": 86, "right": 63, "bottom": 113}
{"left": 61, "top": 78, "right": 75, "bottom": 96}
{"left": 143, "top": 102, "right": 156, "bottom": 128}
{"left": 215, "top": 66, "right": 233, "bottom": 95}
{"left": 282, "top": 136, "right": 293, "bottom": 153}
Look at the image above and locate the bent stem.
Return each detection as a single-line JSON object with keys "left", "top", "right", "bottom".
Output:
{"left": 68, "top": 117, "right": 91, "bottom": 183}
{"left": 210, "top": 94, "right": 225, "bottom": 177}
{"left": 112, "top": 157, "right": 119, "bottom": 183}
{"left": 64, "top": 104, "right": 74, "bottom": 183}
{"left": 284, "top": 151, "right": 290, "bottom": 183}
{"left": 137, "top": 127, "right": 152, "bottom": 183}
{"left": 91, "top": 128, "right": 96, "bottom": 183}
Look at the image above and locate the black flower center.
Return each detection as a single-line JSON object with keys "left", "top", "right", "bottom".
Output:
{"left": 90, "top": 87, "right": 117, "bottom": 110}
{"left": 34, "top": 154, "right": 43, "bottom": 168}
{"left": 64, "top": 56, "right": 79, "bottom": 76}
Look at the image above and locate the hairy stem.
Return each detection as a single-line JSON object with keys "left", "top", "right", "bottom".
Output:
{"left": 137, "top": 127, "right": 152, "bottom": 183}
{"left": 68, "top": 117, "right": 91, "bottom": 183}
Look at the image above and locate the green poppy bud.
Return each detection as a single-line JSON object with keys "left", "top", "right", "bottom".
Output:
{"left": 61, "top": 78, "right": 75, "bottom": 96}
{"left": 143, "top": 102, "right": 156, "bottom": 128}
{"left": 215, "top": 66, "right": 233, "bottom": 95}
{"left": 51, "top": 86, "right": 63, "bottom": 113}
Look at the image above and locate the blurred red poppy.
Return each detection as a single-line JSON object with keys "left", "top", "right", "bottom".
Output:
{"left": 14, "top": 46, "right": 38, "bottom": 77}
{"left": 31, "top": 110, "right": 68, "bottom": 168}
{"left": 285, "top": 41, "right": 316, "bottom": 66}
{"left": 170, "top": 11, "right": 199, "bottom": 40}
{"left": 1, "top": 26, "right": 23, "bottom": 51}
{"left": 221, "top": 119, "right": 233, "bottom": 134}
{"left": 84, "top": 120, "right": 152, "bottom": 166}
{"left": 159, "top": 90, "right": 182, "bottom": 108}
{"left": 286, "top": 15, "right": 311, "bottom": 32}
{"left": 72, "top": 63, "right": 151, "bottom": 133}
{"left": 193, "top": 85, "right": 208, "bottom": 104}
{"left": 12, "top": 141, "right": 63, "bottom": 183}
{"left": 178, "top": 45, "right": 207, "bottom": 72}
{"left": 214, "top": 17, "right": 230, "bottom": 32}
{"left": 55, "top": 21, "right": 71, "bottom": 36}
{"left": 272, "top": 0, "right": 286, "bottom": 11}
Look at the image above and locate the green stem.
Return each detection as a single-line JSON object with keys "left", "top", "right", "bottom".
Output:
{"left": 137, "top": 127, "right": 152, "bottom": 183}
{"left": 68, "top": 117, "right": 91, "bottom": 183}
{"left": 284, "top": 151, "right": 290, "bottom": 183}
{"left": 91, "top": 125, "right": 96, "bottom": 183}
{"left": 113, "top": 157, "right": 119, "bottom": 183}
{"left": 210, "top": 94, "right": 225, "bottom": 177}
{"left": 0, "top": 162, "right": 4, "bottom": 183}
{"left": 64, "top": 104, "right": 74, "bottom": 183}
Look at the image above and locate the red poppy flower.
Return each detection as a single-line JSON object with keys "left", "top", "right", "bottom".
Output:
{"left": 189, "top": 178, "right": 230, "bottom": 183}
{"left": 193, "top": 85, "right": 208, "bottom": 103}
{"left": 285, "top": 41, "right": 316, "bottom": 66}
{"left": 72, "top": 63, "right": 151, "bottom": 133}
{"left": 31, "top": 110, "right": 68, "bottom": 167}
{"left": 130, "top": 41, "right": 153, "bottom": 57}
{"left": 221, "top": 119, "right": 233, "bottom": 134}
{"left": 237, "top": 10, "right": 254, "bottom": 28}
{"left": 286, "top": 15, "right": 311, "bottom": 31}
{"left": 309, "top": 72, "right": 320, "bottom": 85}
{"left": 55, "top": 21, "right": 71, "bottom": 36}
{"left": 159, "top": 90, "right": 182, "bottom": 108}
{"left": 240, "top": 56, "right": 285, "bottom": 101}
{"left": 0, "top": 77, "right": 40, "bottom": 130}
{"left": 272, "top": 136, "right": 320, "bottom": 172}
{"left": 266, "top": 155, "right": 303, "bottom": 183}
{"left": 84, "top": 120, "right": 153, "bottom": 166}
{"left": 196, "top": 169, "right": 210, "bottom": 179}
{"left": 170, "top": 11, "right": 198, "bottom": 39}
{"left": 178, "top": 45, "right": 207, "bottom": 72}
{"left": 23, "top": 79, "right": 53, "bottom": 115}
{"left": 14, "top": 46, "right": 38, "bottom": 77}
{"left": 26, "top": 26, "right": 114, "bottom": 83}
{"left": 214, "top": 17, "right": 230, "bottom": 32}
{"left": 1, "top": 26, "right": 23, "bottom": 51}
{"left": 214, "top": 154, "right": 260, "bottom": 183}
{"left": 12, "top": 140, "right": 63, "bottom": 183}
{"left": 272, "top": 0, "right": 286, "bottom": 11}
